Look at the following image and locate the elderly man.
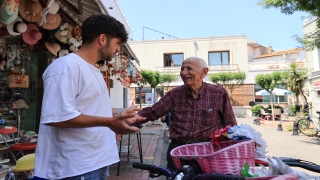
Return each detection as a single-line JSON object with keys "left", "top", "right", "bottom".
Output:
{"left": 138, "top": 57, "right": 237, "bottom": 171}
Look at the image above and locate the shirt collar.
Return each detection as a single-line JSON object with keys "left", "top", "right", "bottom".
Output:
{"left": 185, "top": 82, "right": 207, "bottom": 99}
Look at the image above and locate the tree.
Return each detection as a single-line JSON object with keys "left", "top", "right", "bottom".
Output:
{"left": 281, "top": 63, "right": 307, "bottom": 110}
{"left": 209, "top": 72, "right": 246, "bottom": 96}
{"left": 140, "top": 69, "right": 161, "bottom": 103}
{"left": 255, "top": 72, "right": 282, "bottom": 121}
{"left": 159, "top": 73, "right": 178, "bottom": 93}
{"left": 257, "top": 0, "right": 320, "bottom": 50}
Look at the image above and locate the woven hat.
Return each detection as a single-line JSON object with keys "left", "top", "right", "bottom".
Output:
{"left": 12, "top": 153, "right": 35, "bottom": 172}
{"left": 38, "top": 0, "right": 60, "bottom": 28}
{"left": 0, "top": 29, "right": 8, "bottom": 38}
{"left": 38, "top": 13, "right": 61, "bottom": 30}
{"left": 19, "top": 0, "right": 42, "bottom": 22}
{"left": 7, "top": 17, "right": 27, "bottom": 35}
{"left": 22, "top": 24, "right": 42, "bottom": 45}
{"left": 0, "top": 0, "right": 19, "bottom": 25}
{"left": 71, "top": 25, "right": 82, "bottom": 40}
{"left": 45, "top": 42, "right": 60, "bottom": 56}
{"left": 58, "top": 49, "right": 69, "bottom": 57}
{"left": 55, "top": 23, "right": 73, "bottom": 43}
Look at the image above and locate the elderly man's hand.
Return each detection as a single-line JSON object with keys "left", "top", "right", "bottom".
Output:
{"left": 120, "top": 106, "right": 146, "bottom": 125}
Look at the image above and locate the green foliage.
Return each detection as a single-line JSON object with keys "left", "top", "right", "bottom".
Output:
{"left": 282, "top": 63, "right": 306, "bottom": 96}
{"left": 257, "top": 0, "right": 320, "bottom": 50}
{"left": 286, "top": 125, "right": 293, "bottom": 131}
{"left": 251, "top": 105, "right": 264, "bottom": 116}
{"left": 290, "top": 105, "right": 300, "bottom": 114}
{"left": 265, "top": 105, "right": 283, "bottom": 113}
{"left": 159, "top": 73, "right": 177, "bottom": 86}
{"left": 255, "top": 74, "right": 277, "bottom": 92}
{"left": 140, "top": 70, "right": 161, "bottom": 88}
{"left": 209, "top": 72, "right": 246, "bottom": 94}
{"left": 240, "top": 162, "right": 259, "bottom": 178}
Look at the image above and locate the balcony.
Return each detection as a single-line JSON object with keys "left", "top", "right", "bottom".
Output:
{"left": 156, "top": 64, "right": 240, "bottom": 74}
{"left": 248, "top": 61, "right": 306, "bottom": 72}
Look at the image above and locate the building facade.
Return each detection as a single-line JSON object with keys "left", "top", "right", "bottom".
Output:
{"left": 129, "top": 36, "right": 306, "bottom": 112}
{"left": 303, "top": 17, "right": 320, "bottom": 116}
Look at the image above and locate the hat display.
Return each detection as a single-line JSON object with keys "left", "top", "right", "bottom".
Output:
{"left": 0, "top": 29, "right": 9, "bottom": 38}
{"left": 12, "top": 153, "right": 35, "bottom": 172}
{"left": 71, "top": 25, "right": 82, "bottom": 40}
{"left": 38, "top": 13, "right": 61, "bottom": 30}
{"left": 58, "top": 49, "right": 69, "bottom": 57}
{"left": 69, "top": 38, "right": 82, "bottom": 52}
{"left": 19, "top": 0, "right": 43, "bottom": 22}
{"left": 55, "top": 23, "right": 73, "bottom": 43}
{"left": 7, "top": 17, "right": 27, "bottom": 35}
{"left": 0, "top": 0, "right": 19, "bottom": 25}
{"left": 38, "top": 0, "right": 60, "bottom": 27}
{"left": 45, "top": 42, "right": 60, "bottom": 56}
{"left": 22, "top": 24, "right": 42, "bottom": 45}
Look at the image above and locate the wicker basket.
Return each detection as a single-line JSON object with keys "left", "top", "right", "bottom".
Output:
{"left": 170, "top": 140, "right": 255, "bottom": 175}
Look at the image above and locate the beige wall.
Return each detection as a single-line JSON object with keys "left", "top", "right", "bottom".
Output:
{"left": 130, "top": 36, "right": 249, "bottom": 73}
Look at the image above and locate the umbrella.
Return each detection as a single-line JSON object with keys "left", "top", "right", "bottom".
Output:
{"left": 255, "top": 88, "right": 293, "bottom": 121}
{"left": 255, "top": 88, "right": 292, "bottom": 96}
{"left": 272, "top": 88, "right": 292, "bottom": 96}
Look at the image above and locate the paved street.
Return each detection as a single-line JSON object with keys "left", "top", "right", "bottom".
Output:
{"left": 107, "top": 118, "right": 320, "bottom": 179}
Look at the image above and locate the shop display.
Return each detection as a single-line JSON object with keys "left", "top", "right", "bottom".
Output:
{"left": 0, "top": 0, "right": 142, "bottom": 134}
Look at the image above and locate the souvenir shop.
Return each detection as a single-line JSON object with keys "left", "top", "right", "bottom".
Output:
{"left": 0, "top": 0, "right": 141, "bottom": 132}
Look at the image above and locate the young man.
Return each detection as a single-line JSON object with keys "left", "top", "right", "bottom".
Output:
{"left": 138, "top": 57, "right": 237, "bottom": 171}
{"left": 34, "top": 14, "right": 145, "bottom": 180}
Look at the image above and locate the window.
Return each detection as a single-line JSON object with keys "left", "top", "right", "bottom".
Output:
{"left": 135, "top": 87, "right": 164, "bottom": 105}
{"left": 254, "top": 84, "right": 287, "bottom": 104}
{"left": 208, "top": 51, "right": 229, "bottom": 65}
{"left": 164, "top": 53, "right": 184, "bottom": 67}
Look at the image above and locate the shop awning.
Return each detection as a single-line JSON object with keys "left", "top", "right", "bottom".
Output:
{"left": 55, "top": 0, "right": 140, "bottom": 64}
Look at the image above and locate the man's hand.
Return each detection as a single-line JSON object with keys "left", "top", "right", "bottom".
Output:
{"left": 109, "top": 107, "right": 146, "bottom": 134}
{"left": 120, "top": 106, "right": 146, "bottom": 125}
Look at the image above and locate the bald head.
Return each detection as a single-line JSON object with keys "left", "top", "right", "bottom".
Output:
{"left": 184, "top": 57, "right": 208, "bottom": 70}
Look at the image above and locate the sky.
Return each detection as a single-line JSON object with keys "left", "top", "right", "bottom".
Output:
{"left": 117, "top": 0, "right": 309, "bottom": 51}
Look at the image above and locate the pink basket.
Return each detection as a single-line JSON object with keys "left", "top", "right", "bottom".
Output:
{"left": 170, "top": 140, "right": 255, "bottom": 175}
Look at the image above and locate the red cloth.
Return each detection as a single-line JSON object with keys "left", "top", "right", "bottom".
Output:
{"left": 138, "top": 82, "right": 237, "bottom": 142}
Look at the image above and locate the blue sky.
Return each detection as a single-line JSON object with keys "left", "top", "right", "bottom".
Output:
{"left": 117, "top": 0, "right": 308, "bottom": 51}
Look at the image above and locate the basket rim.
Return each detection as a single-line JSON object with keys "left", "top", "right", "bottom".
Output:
{"left": 170, "top": 139, "right": 255, "bottom": 158}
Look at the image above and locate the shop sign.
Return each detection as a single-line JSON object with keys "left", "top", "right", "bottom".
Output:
{"left": 312, "top": 80, "right": 320, "bottom": 90}
{"left": 145, "top": 93, "right": 154, "bottom": 104}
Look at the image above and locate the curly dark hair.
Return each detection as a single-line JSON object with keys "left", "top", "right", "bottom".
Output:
{"left": 82, "top": 14, "right": 128, "bottom": 45}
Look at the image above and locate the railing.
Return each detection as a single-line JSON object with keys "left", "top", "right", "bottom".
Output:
{"left": 156, "top": 64, "right": 239, "bottom": 73}
{"left": 248, "top": 61, "right": 306, "bottom": 71}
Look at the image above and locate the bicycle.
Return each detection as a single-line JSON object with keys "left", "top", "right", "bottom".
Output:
{"left": 296, "top": 105, "right": 320, "bottom": 137}
{"left": 132, "top": 157, "right": 320, "bottom": 180}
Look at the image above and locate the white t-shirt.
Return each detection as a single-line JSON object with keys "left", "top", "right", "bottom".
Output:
{"left": 35, "top": 53, "right": 118, "bottom": 179}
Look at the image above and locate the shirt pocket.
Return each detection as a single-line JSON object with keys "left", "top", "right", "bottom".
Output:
{"left": 200, "top": 108, "right": 220, "bottom": 126}
{"left": 174, "top": 107, "right": 189, "bottom": 123}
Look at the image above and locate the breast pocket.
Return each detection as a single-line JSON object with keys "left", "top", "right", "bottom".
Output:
{"left": 174, "top": 107, "right": 189, "bottom": 123}
{"left": 200, "top": 108, "right": 220, "bottom": 126}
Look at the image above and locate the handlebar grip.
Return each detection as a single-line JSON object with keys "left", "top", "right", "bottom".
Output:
{"left": 132, "top": 162, "right": 154, "bottom": 170}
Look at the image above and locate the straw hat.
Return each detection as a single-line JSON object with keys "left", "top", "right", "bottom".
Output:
{"left": 19, "top": 0, "right": 43, "bottom": 22}
{"left": 22, "top": 24, "right": 42, "bottom": 45}
{"left": 38, "top": 13, "right": 61, "bottom": 30}
{"left": 58, "top": 49, "right": 69, "bottom": 57}
{"left": 0, "top": 0, "right": 19, "bottom": 24}
{"left": 7, "top": 17, "right": 27, "bottom": 35}
{"left": 12, "top": 153, "right": 35, "bottom": 172}
{"left": 55, "top": 23, "right": 73, "bottom": 43}
{"left": 45, "top": 42, "right": 60, "bottom": 56}
{"left": 71, "top": 25, "right": 82, "bottom": 40}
